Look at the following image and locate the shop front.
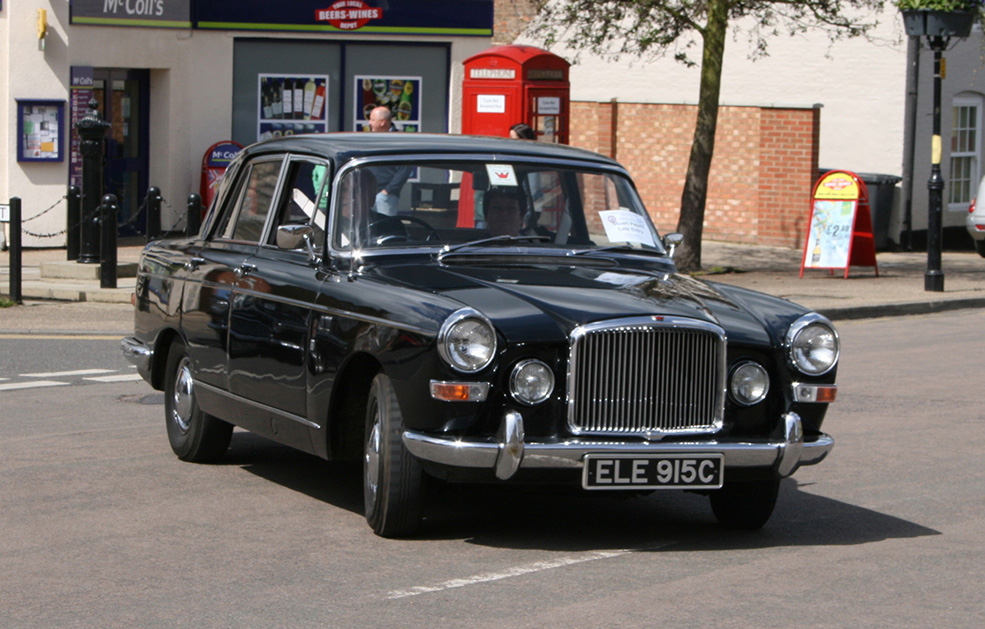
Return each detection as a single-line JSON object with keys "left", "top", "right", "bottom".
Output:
{"left": 1, "top": 1, "right": 493, "bottom": 246}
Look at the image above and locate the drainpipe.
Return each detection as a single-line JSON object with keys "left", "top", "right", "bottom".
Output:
{"left": 901, "top": 37, "right": 921, "bottom": 251}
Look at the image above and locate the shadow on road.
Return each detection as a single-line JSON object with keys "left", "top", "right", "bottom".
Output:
{"left": 224, "top": 432, "right": 938, "bottom": 551}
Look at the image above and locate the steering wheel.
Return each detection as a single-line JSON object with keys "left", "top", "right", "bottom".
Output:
{"left": 368, "top": 215, "right": 441, "bottom": 245}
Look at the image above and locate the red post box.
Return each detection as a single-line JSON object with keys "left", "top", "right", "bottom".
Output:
{"left": 462, "top": 45, "right": 570, "bottom": 144}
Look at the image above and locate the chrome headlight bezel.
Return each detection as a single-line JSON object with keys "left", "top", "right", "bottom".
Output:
{"left": 728, "top": 360, "right": 770, "bottom": 406}
{"left": 509, "top": 359, "right": 555, "bottom": 406}
{"left": 786, "top": 313, "right": 840, "bottom": 376}
{"left": 437, "top": 308, "right": 497, "bottom": 374}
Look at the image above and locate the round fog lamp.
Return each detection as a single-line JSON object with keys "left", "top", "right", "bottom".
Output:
{"left": 729, "top": 361, "right": 770, "bottom": 406}
{"left": 510, "top": 359, "right": 554, "bottom": 405}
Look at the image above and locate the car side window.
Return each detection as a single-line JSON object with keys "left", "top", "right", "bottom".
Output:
{"left": 266, "top": 159, "right": 329, "bottom": 251}
{"left": 333, "top": 168, "right": 378, "bottom": 250}
{"left": 219, "top": 160, "right": 282, "bottom": 243}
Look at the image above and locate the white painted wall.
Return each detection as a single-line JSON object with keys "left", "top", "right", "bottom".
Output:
{"left": 531, "top": 7, "right": 908, "bottom": 177}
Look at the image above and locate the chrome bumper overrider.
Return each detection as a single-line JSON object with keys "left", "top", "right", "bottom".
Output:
{"left": 403, "top": 412, "right": 831, "bottom": 481}
{"left": 120, "top": 336, "right": 153, "bottom": 373}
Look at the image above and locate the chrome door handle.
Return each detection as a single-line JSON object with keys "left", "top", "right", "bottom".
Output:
{"left": 236, "top": 262, "right": 258, "bottom": 278}
{"left": 184, "top": 257, "right": 206, "bottom": 271}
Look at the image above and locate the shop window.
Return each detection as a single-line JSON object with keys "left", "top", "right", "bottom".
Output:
{"left": 949, "top": 97, "right": 982, "bottom": 208}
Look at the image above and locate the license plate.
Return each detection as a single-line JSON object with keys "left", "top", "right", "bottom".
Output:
{"left": 582, "top": 454, "right": 724, "bottom": 490}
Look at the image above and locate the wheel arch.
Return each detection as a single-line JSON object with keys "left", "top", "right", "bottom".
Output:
{"left": 327, "top": 352, "right": 383, "bottom": 461}
{"left": 150, "top": 327, "right": 185, "bottom": 391}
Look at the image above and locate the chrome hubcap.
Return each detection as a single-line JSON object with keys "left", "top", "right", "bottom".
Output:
{"left": 364, "top": 405, "right": 381, "bottom": 505}
{"left": 171, "top": 357, "right": 194, "bottom": 433}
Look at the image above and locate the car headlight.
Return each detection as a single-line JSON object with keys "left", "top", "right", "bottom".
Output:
{"left": 437, "top": 308, "right": 497, "bottom": 373}
{"left": 729, "top": 361, "right": 770, "bottom": 406}
{"left": 510, "top": 359, "right": 554, "bottom": 405}
{"left": 786, "top": 313, "right": 839, "bottom": 376}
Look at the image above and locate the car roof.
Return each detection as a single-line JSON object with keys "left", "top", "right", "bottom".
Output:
{"left": 238, "top": 132, "right": 624, "bottom": 169}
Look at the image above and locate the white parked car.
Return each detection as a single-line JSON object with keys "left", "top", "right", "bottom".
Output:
{"left": 967, "top": 177, "right": 985, "bottom": 257}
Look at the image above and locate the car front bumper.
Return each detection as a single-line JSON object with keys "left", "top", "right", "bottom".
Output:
{"left": 403, "top": 411, "right": 831, "bottom": 481}
{"left": 120, "top": 336, "right": 153, "bottom": 380}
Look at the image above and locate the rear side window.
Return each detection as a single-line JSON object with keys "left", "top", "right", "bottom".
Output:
{"left": 214, "top": 160, "right": 283, "bottom": 243}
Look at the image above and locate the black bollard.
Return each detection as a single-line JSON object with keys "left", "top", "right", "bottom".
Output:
{"left": 100, "top": 194, "right": 119, "bottom": 289}
{"left": 67, "top": 186, "right": 81, "bottom": 261}
{"left": 146, "top": 186, "right": 162, "bottom": 241}
{"left": 186, "top": 193, "right": 203, "bottom": 237}
{"left": 8, "top": 197, "right": 22, "bottom": 304}
{"left": 75, "top": 99, "right": 109, "bottom": 264}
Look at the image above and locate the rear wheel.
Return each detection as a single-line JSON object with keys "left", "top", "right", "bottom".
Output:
{"left": 363, "top": 373, "right": 424, "bottom": 537}
{"left": 975, "top": 240, "right": 985, "bottom": 258}
{"left": 709, "top": 478, "right": 780, "bottom": 530}
{"left": 164, "top": 340, "right": 232, "bottom": 463}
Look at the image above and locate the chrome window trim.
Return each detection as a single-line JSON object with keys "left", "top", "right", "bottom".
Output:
{"left": 324, "top": 154, "right": 640, "bottom": 259}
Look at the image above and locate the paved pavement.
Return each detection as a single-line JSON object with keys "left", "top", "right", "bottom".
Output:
{"left": 1, "top": 241, "right": 983, "bottom": 335}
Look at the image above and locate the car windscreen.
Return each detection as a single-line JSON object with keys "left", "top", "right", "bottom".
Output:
{"left": 330, "top": 160, "right": 666, "bottom": 254}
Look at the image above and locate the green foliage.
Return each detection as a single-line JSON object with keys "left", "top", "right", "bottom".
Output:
{"left": 896, "top": 0, "right": 980, "bottom": 10}
{"left": 0, "top": 297, "right": 15, "bottom": 308}
{"left": 532, "top": 0, "right": 886, "bottom": 66}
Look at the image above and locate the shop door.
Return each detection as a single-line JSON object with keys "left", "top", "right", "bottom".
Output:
{"left": 93, "top": 69, "right": 150, "bottom": 238}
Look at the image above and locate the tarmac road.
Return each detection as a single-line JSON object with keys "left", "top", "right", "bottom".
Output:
{"left": 0, "top": 310, "right": 982, "bottom": 627}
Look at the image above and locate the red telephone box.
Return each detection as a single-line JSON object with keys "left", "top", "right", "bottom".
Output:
{"left": 462, "top": 45, "right": 570, "bottom": 144}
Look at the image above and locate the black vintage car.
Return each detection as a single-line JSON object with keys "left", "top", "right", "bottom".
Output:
{"left": 122, "top": 133, "right": 839, "bottom": 537}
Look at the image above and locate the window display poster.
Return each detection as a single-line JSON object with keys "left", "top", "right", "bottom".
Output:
{"left": 258, "top": 74, "right": 329, "bottom": 141}
{"left": 18, "top": 100, "right": 64, "bottom": 162}
{"left": 354, "top": 76, "right": 421, "bottom": 132}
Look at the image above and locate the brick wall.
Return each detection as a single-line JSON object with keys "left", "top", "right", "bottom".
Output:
{"left": 570, "top": 101, "right": 820, "bottom": 248}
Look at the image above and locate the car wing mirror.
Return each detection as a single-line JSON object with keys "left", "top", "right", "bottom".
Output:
{"left": 276, "top": 224, "right": 320, "bottom": 265}
{"left": 663, "top": 232, "right": 683, "bottom": 258}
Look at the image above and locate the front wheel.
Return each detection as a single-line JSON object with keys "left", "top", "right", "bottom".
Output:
{"left": 709, "top": 478, "right": 780, "bottom": 530}
{"left": 363, "top": 373, "right": 424, "bottom": 537}
{"left": 164, "top": 340, "right": 233, "bottom": 463}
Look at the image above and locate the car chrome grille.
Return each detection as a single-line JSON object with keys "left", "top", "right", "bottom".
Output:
{"left": 567, "top": 316, "right": 726, "bottom": 437}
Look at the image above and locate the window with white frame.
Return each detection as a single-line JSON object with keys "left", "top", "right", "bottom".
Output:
{"left": 949, "top": 96, "right": 982, "bottom": 208}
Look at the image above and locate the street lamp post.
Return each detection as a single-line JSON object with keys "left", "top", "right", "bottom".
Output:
{"left": 925, "top": 35, "right": 947, "bottom": 292}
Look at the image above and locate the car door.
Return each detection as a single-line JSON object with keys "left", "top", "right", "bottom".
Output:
{"left": 226, "top": 156, "right": 331, "bottom": 453}
{"left": 180, "top": 157, "right": 280, "bottom": 391}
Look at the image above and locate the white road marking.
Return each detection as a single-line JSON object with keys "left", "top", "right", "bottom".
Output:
{"left": 84, "top": 374, "right": 144, "bottom": 383}
{"left": 0, "top": 380, "right": 70, "bottom": 391}
{"left": 23, "top": 369, "right": 115, "bottom": 378}
{"left": 386, "top": 550, "right": 632, "bottom": 600}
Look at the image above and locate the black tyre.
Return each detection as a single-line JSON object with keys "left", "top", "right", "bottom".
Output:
{"left": 709, "top": 478, "right": 781, "bottom": 530}
{"left": 975, "top": 240, "right": 985, "bottom": 258}
{"left": 164, "top": 340, "right": 233, "bottom": 463}
{"left": 363, "top": 373, "right": 424, "bottom": 537}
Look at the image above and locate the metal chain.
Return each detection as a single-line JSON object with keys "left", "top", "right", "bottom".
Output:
{"left": 13, "top": 190, "right": 193, "bottom": 240}
{"left": 21, "top": 195, "right": 66, "bottom": 224}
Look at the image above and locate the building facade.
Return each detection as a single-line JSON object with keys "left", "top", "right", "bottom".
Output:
{"left": 2, "top": 1, "right": 494, "bottom": 246}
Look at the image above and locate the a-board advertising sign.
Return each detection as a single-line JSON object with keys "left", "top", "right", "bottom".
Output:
{"left": 800, "top": 170, "right": 878, "bottom": 278}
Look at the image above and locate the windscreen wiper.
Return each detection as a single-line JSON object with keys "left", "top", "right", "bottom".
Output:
{"left": 437, "top": 235, "right": 550, "bottom": 262}
{"left": 570, "top": 244, "right": 664, "bottom": 256}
